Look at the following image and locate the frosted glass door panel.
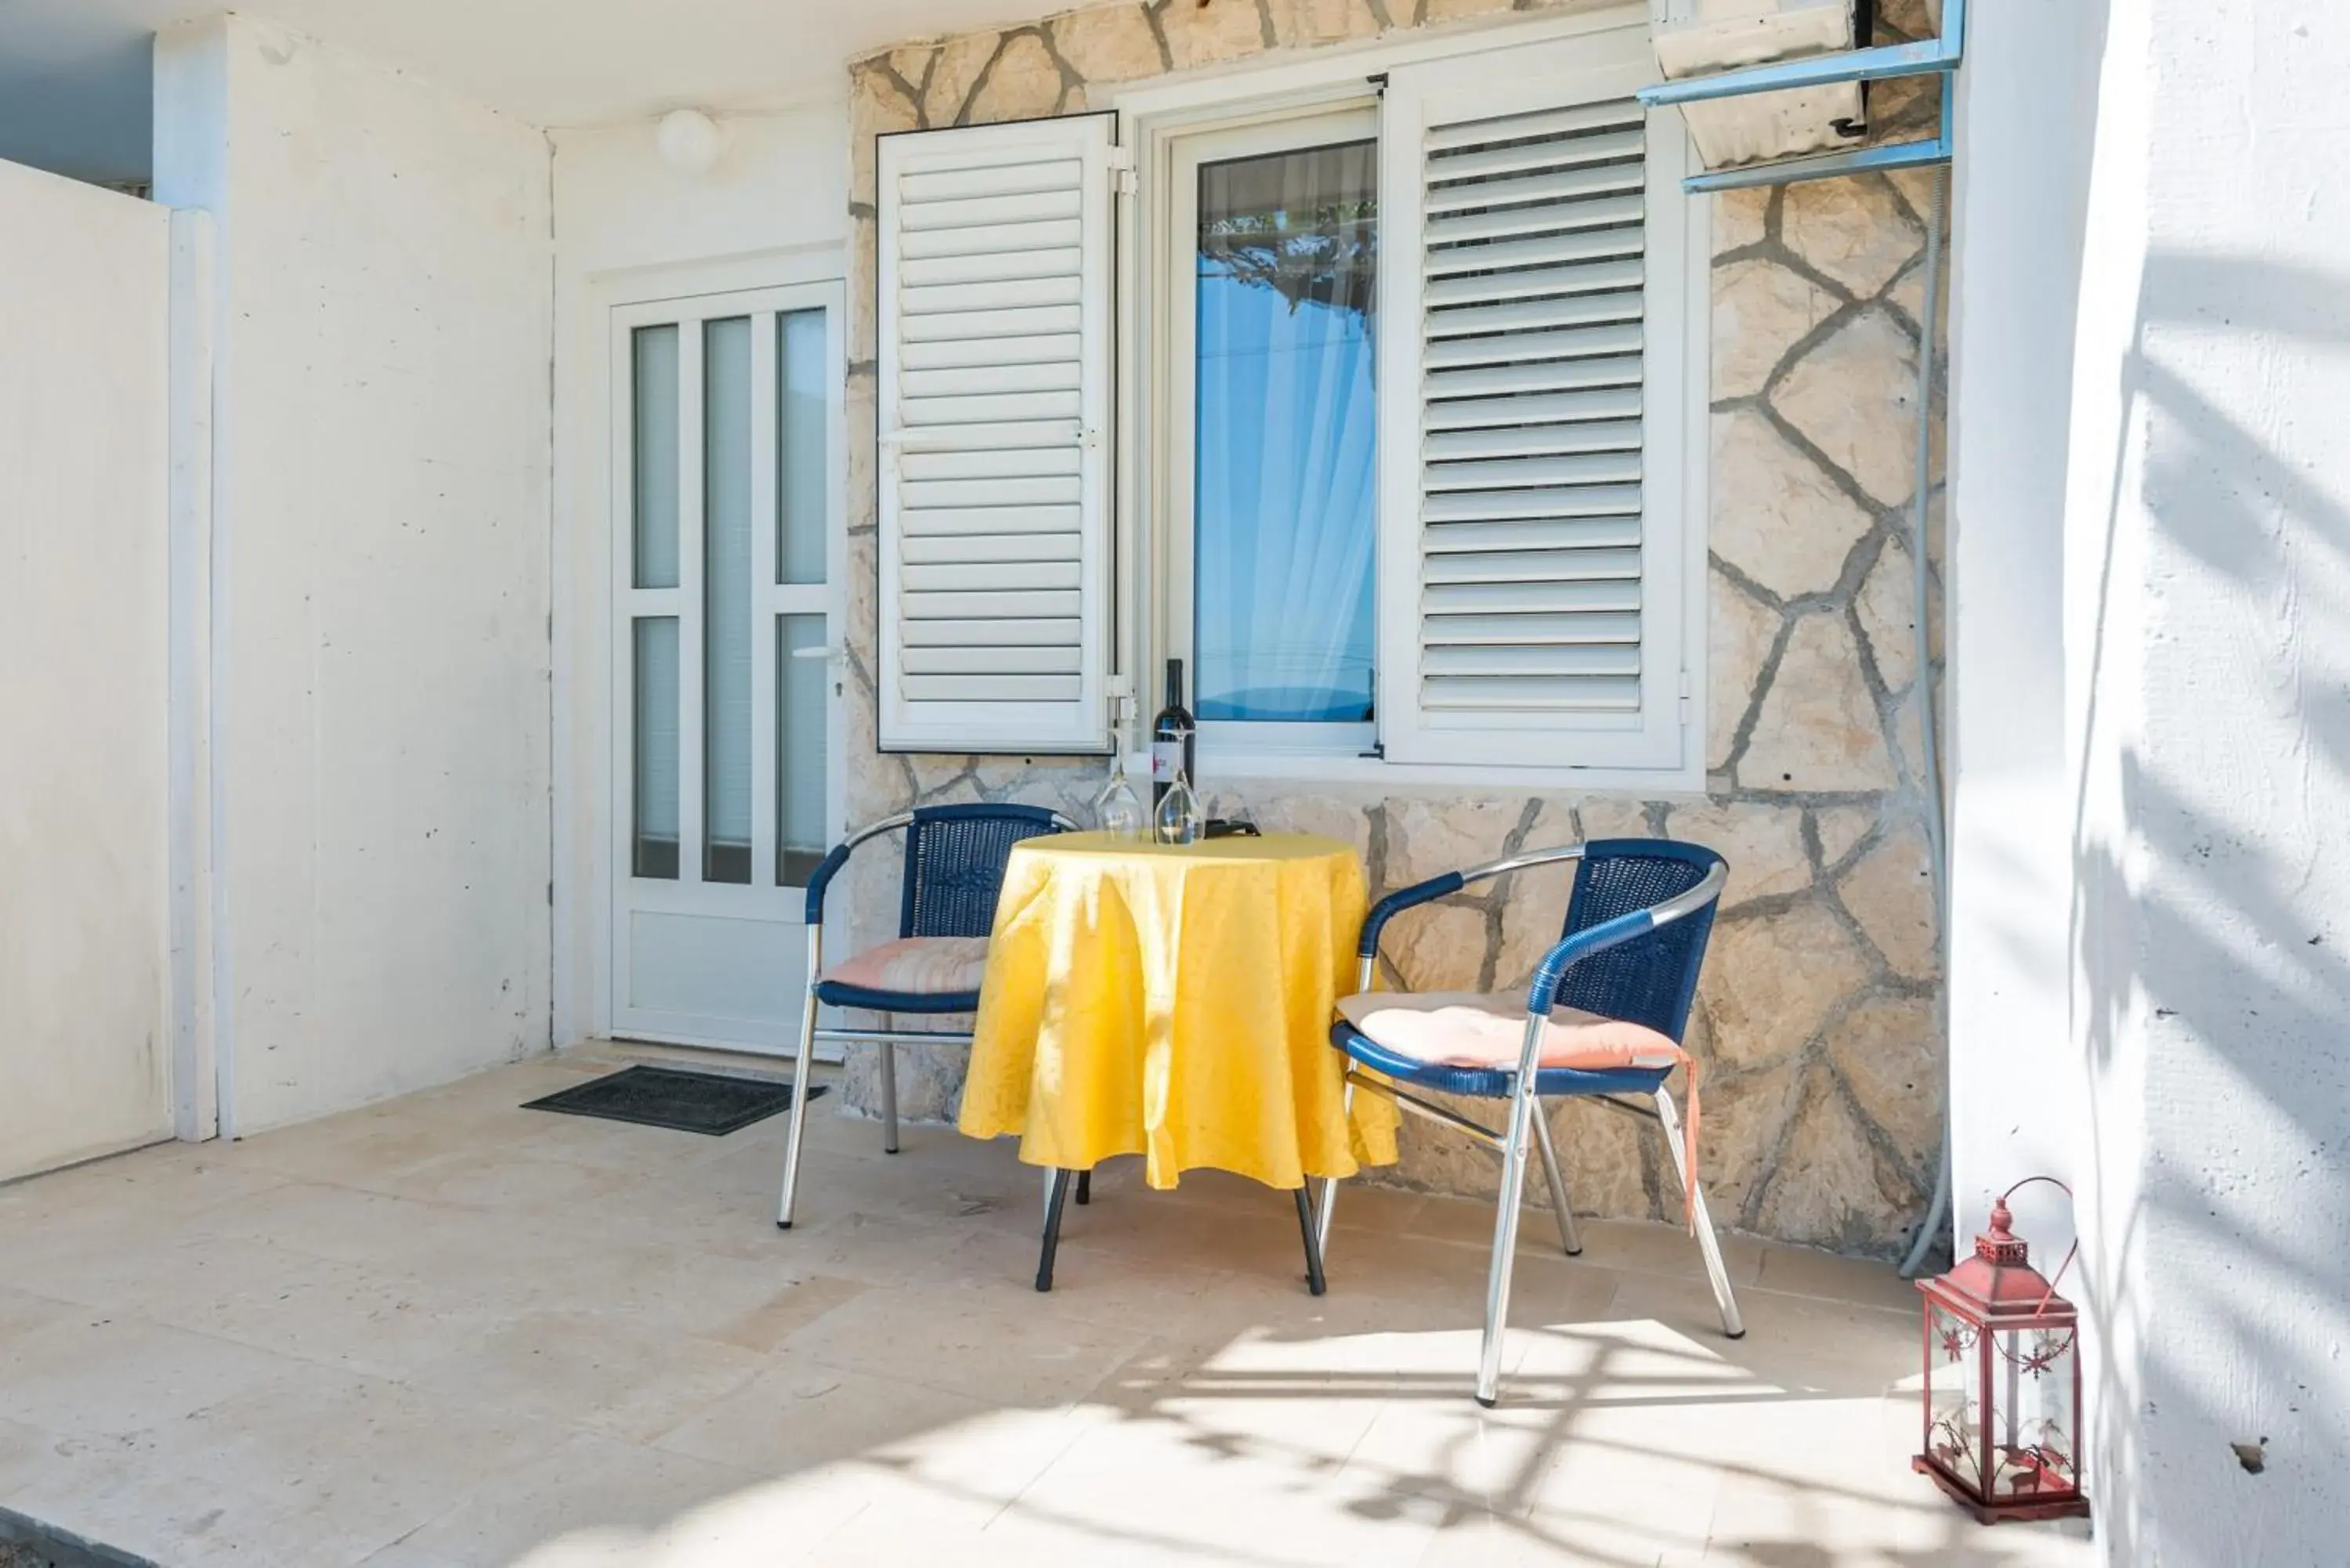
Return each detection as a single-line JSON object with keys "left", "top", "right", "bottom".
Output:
{"left": 633, "top": 617, "right": 680, "bottom": 879}
{"left": 631, "top": 326, "right": 680, "bottom": 590}
{"left": 777, "top": 614, "right": 828, "bottom": 885}
{"left": 703, "top": 316, "right": 754, "bottom": 884}
{"left": 779, "top": 309, "right": 829, "bottom": 586}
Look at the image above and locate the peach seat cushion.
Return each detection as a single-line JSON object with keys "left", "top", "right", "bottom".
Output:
{"left": 1336, "top": 991, "right": 1683, "bottom": 1071}
{"left": 1336, "top": 990, "right": 1703, "bottom": 1227}
{"left": 822, "top": 935, "right": 992, "bottom": 997}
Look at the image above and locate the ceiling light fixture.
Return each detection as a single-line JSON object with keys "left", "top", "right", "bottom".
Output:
{"left": 656, "top": 109, "right": 725, "bottom": 175}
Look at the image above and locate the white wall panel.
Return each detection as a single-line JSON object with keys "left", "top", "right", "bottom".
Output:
{"left": 153, "top": 16, "right": 554, "bottom": 1133}
{"left": 0, "top": 158, "right": 173, "bottom": 1179}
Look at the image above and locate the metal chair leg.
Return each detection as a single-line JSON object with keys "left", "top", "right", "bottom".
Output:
{"left": 1294, "top": 1187, "right": 1327, "bottom": 1296}
{"left": 1477, "top": 1082, "right": 1542, "bottom": 1406}
{"left": 1530, "top": 1102, "right": 1583, "bottom": 1257}
{"left": 1075, "top": 1169, "right": 1091, "bottom": 1205}
{"left": 1316, "top": 1074, "right": 1356, "bottom": 1259}
{"left": 1036, "top": 1169, "right": 1073, "bottom": 1292}
{"left": 1653, "top": 1086, "right": 1744, "bottom": 1339}
{"left": 878, "top": 1039, "right": 900, "bottom": 1154}
{"left": 776, "top": 948, "right": 822, "bottom": 1229}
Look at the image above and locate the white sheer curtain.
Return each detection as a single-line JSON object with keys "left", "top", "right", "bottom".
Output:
{"left": 1194, "top": 139, "right": 1378, "bottom": 724}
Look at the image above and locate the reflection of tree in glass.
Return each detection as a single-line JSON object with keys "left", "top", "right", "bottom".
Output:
{"left": 1198, "top": 141, "right": 1377, "bottom": 322}
{"left": 1200, "top": 204, "right": 1376, "bottom": 320}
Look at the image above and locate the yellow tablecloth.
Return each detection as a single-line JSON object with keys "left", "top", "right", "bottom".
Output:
{"left": 960, "top": 830, "right": 1401, "bottom": 1190}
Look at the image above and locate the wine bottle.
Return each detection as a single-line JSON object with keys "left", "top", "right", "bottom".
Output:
{"left": 1151, "top": 658, "right": 1196, "bottom": 810}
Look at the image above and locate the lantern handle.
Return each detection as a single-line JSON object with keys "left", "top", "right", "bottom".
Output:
{"left": 1998, "top": 1175, "right": 2077, "bottom": 1316}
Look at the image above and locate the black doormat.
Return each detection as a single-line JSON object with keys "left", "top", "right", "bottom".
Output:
{"left": 522, "top": 1065, "right": 823, "bottom": 1136}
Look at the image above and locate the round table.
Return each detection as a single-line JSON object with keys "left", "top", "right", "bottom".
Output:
{"left": 960, "top": 830, "right": 1401, "bottom": 1191}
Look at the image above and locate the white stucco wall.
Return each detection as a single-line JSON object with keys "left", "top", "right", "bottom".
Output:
{"left": 2070, "top": 0, "right": 2350, "bottom": 1555}
{"left": 1953, "top": 0, "right": 2350, "bottom": 1557}
{"left": 0, "top": 159, "right": 173, "bottom": 1180}
{"left": 548, "top": 106, "right": 848, "bottom": 1048}
{"left": 151, "top": 16, "right": 555, "bottom": 1133}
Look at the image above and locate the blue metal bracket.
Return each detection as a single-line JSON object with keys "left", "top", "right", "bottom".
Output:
{"left": 1639, "top": 0, "right": 1965, "bottom": 193}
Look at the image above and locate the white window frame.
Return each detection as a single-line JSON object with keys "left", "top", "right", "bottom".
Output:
{"left": 1160, "top": 103, "right": 1381, "bottom": 762}
{"left": 1110, "top": 2, "right": 1708, "bottom": 792}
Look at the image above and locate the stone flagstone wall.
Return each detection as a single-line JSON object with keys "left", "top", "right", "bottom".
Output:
{"left": 833, "top": 0, "right": 1949, "bottom": 1255}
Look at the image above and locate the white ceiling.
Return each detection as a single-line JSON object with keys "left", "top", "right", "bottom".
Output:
{"left": 0, "top": 0, "right": 1071, "bottom": 184}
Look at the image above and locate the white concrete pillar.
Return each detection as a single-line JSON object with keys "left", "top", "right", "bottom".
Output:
{"left": 1946, "top": 0, "right": 2099, "bottom": 1252}
{"left": 150, "top": 16, "right": 557, "bottom": 1135}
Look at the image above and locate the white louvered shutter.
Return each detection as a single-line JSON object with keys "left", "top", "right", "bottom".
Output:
{"left": 877, "top": 116, "right": 1116, "bottom": 753}
{"left": 1377, "top": 30, "right": 1699, "bottom": 771}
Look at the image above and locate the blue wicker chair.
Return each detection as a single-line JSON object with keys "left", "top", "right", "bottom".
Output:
{"left": 1318, "top": 838, "right": 1743, "bottom": 1404}
{"left": 776, "top": 802, "right": 1076, "bottom": 1230}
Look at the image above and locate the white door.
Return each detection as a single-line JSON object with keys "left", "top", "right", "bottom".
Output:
{"left": 610, "top": 283, "right": 844, "bottom": 1052}
{"left": 0, "top": 164, "right": 176, "bottom": 1178}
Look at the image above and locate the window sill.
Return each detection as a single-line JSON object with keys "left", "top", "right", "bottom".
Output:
{"left": 1180, "top": 741, "right": 1706, "bottom": 797}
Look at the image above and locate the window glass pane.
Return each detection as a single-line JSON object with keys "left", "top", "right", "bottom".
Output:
{"left": 631, "top": 325, "right": 680, "bottom": 589}
{"left": 777, "top": 615, "right": 828, "bottom": 887}
{"left": 703, "top": 316, "right": 754, "bottom": 885}
{"left": 632, "top": 618, "right": 679, "bottom": 880}
{"left": 1194, "top": 139, "right": 1377, "bottom": 723}
{"left": 779, "top": 309, "right": 829, "bottom": 585}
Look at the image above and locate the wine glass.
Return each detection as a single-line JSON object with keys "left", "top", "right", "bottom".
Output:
{"left": 1155, "top": 771, "right": 1204, "bottom": 846}
{"left": 1093, "top": 763, "right": 1145, "bottom": 842}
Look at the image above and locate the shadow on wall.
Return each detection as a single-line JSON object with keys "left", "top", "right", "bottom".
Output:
{"left": 2070, "top": 219, "right": 2350, "bottom": 1565}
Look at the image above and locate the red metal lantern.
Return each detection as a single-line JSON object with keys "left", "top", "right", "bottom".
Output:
{"left": 1913, "top": 1180, "right": 2091, "bottom": 1524}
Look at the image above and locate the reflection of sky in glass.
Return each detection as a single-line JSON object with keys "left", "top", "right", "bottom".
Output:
{"left": 1194, "top": 140, "right": 1376, "bottom": 724}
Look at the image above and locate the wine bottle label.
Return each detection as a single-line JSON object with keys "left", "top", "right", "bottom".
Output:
{"left": 1151, "top": 740, "right": 1182, "bottom": 781}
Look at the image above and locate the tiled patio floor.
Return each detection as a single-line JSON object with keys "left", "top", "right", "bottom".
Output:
{"left": 0, "top": 1047, "right": 2092, "bottom": 1568}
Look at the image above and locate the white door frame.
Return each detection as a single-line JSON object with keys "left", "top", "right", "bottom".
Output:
{"left": 598, "top": 272, "right": 848, "bottom": 1053}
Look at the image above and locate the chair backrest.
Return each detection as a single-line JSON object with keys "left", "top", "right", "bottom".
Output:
{"left": 899, "top": 804, "right": 1068, "bottom": 938}
{"left": 1553, "top": 839, "right": 1724, "bottom": 1042}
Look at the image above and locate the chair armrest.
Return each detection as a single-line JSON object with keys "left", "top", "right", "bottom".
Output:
{"left": 1359, "top": 873, "right": 1466, "bottom": 960}
{"left": 804, "top": 844, "right": 854, "bottom": 925}
{"left": 802, "top": 812, "right": 918, "bottom": 925}
{"left": 1358, "top": 845, "right": 1590, "bottom": 965}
